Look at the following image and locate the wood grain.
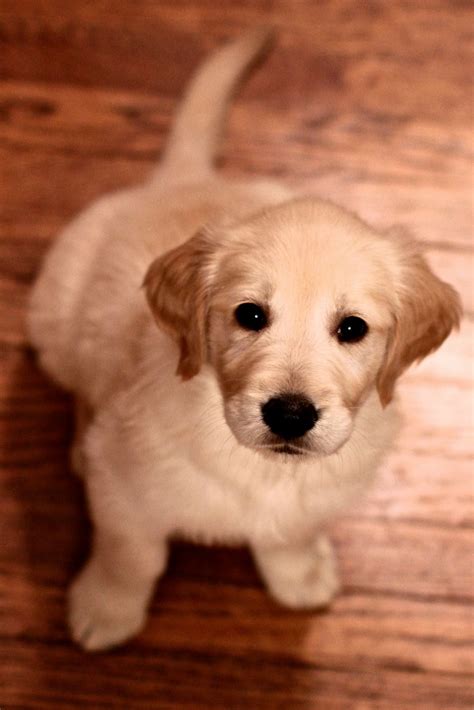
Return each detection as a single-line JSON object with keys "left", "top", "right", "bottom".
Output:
{"left": 1, "top": 1, "right": 472, "bottom": 708}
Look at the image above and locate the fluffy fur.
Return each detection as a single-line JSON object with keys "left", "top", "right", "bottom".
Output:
{"left": 28, "top": 29, "right": 461, "bottom": 651}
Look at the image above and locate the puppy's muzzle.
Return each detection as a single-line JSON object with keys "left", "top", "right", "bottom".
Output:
{"left": 261, "top": 393, "right": 318, "bottom": 440}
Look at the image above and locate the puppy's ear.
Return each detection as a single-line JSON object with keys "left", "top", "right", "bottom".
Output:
{"left": 144, "top": 230, "right": 216, "bottom": 380}
{"left": 377, "top": 232, "right": 462, "bottom": 406}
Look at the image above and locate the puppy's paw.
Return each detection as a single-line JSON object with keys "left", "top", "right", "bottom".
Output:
{"left": 255, "top": 535, "right": 341, "bottom": 610}
{"left": 68, "top": 565, "right": 146, "bottom": 651}
{"left": 276, "top": 536, "right": 340, "bottom": 609}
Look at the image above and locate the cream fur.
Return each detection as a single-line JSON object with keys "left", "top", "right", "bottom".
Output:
{"left": 28, "top": 30, "right": 460, "bottom": 651}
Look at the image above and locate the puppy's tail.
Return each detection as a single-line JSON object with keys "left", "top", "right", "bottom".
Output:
{"left": 157, "top": 28, "right": 274, "bottom": 180}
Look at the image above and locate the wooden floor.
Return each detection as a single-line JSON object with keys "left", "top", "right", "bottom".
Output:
{"left": 1, "top": 1, "right": 473, "bottom": 708}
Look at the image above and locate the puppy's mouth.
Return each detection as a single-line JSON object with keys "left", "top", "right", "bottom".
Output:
{"left": 270, "top": 442, "right": 309, "bottom": 457}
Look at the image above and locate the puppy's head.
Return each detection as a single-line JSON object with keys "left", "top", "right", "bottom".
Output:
{"left": 145, "top": 199, "right": 461, "bottom": 459}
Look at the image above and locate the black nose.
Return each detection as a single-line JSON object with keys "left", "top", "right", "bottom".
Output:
{"left": 261, "top": 394, "right": 318, "bottom": 440}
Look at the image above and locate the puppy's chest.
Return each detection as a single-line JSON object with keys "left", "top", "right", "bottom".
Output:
{"left": 172, "top": 464, "right": 320, "bottom": 547}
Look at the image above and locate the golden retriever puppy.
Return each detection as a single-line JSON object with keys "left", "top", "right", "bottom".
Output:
{"left": 28, "top": 29, "right": 461, "bottom": 651}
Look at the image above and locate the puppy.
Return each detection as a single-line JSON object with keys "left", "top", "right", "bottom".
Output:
{"left": 28, "top": 29, "right": 461, "bottom": 651}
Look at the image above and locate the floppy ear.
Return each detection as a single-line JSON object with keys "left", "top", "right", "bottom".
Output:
{"left": 143, "top": 230, "right": 216, "bottom": 380}
{"left": 377, "top": 236, "right": 462, "bottom": 406}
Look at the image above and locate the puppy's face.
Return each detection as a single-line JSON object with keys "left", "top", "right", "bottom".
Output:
{"left": 145, "top": 199, "right": 461, "bottom": 459}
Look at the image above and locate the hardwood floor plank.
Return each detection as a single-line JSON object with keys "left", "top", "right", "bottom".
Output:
{"left": 360, "top": 452, "right": 474, "bottom": 528}
{"left": 333, "top": 520, "right": 473, "bottom": 602}
{"left": 1, "top": 1, "right": 471, "bottom": 121}
{"left": 0, "top": 145, "right": 148, "bottom": 232}
{"left": 2, "top": 640, "right": 473, "bottom": 710}
{"left": 1, "top": 77, "right": 471, "bottom": 246}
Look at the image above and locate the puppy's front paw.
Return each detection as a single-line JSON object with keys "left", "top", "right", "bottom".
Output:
{"left": 68, "top": 564, "right": 146, "bottom": 651}
{"left": 254, "top": 535, "right": 340, "bottom": 610}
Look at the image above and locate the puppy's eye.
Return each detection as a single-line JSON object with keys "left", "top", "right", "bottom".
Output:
{"left": 337, "top": 316, "right": 368, "bottom": 343}
{"left": 234, "top": 302, "right": 268, "bottom": 331}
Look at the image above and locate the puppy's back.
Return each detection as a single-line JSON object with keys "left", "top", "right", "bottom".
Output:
{"left": 27, "top": 30, "right": 282, "bottom": 403}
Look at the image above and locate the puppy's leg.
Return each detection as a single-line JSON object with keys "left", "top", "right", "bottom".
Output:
{"left": 69, "top": 529, "right": 167, "bottom": 651}
{"left": 252, "top": 534, "right": 340, "bottom": 609}
{"left": 70, "top": 399, "right": 92, "bottom": 477}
